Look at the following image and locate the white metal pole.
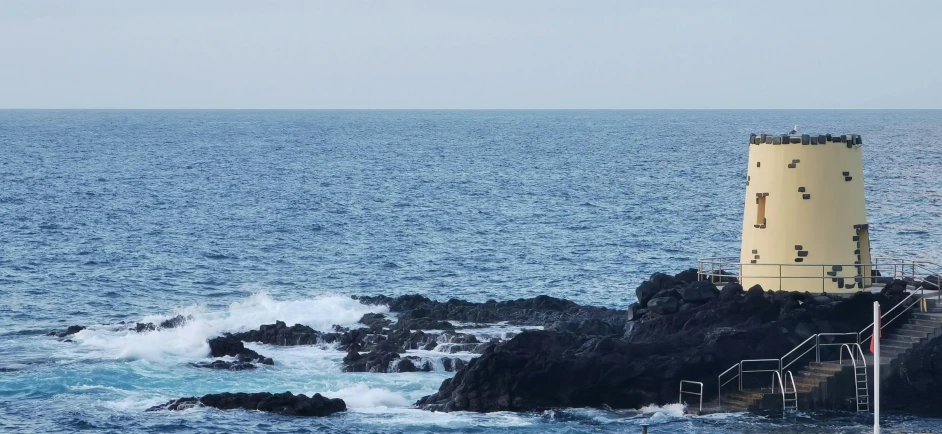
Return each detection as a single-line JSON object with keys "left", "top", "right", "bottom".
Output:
{"left": 874, "top": 301, "right": 880, "bottom": 434}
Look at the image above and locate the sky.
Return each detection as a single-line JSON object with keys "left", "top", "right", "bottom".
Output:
{"left": 0, "top": 0, "right": 940, "bottom": 109}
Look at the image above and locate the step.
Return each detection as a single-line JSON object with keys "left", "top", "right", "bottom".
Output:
{"left": 909, "top": 319, "right": 942, "bottom": 327}
{"left": 880, "top": 341, "right": 914, "bottom": 350}
{"left": 893, "top": 329, "right": 931, "bottom": 338}
{"left": 911, "top": 313, "right": 942, "bottom": 322}
{"left": 883, "top": 335, "right": 923, "bottom": 344}
{"left": 807, "top": 362, "right": 846, "bottom": 372}
{"left": 900, "top": 323, "right": 939, "bottom": 333}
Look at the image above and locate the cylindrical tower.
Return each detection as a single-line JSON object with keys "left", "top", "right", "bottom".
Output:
{"left": 739, "top": 134, "right": 870, "bottom": 293}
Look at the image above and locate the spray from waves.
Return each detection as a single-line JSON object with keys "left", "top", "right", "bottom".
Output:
{"left": 330, "top": 384, "right": 410, "bottom": 409}
{"left": 70, "top": 293, "right": 387, "bottom": 362}
{"left": 639, "top": 403, "right": 686, "bottom": 421}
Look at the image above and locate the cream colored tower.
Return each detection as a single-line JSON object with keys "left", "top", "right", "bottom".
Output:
{"left": 740, "top": 134, "right": 870, "bottom": 293}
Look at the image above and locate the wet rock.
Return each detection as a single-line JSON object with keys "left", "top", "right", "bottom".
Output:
{"left": 207, "top": 335, "right": 274, "bottom": 365}
{"left": 190, "top": 360, "right": 258, "bottom": 370}
{"left": 359, "top": 313, "right": 392, "bottom": 331}
{"left": 342, "top": 349, "right": 401, "bottom": 373}
{"left": 147, "top": 392, "right": 346, "bottom": 417}
{"left": 678, "top": 302, "right": 698, "bottom": 312}
{"left": 134, "top": 315, "right": 191, "bottom": 333}
{"left": 48, "top": 325, "right": 85, "bottom": 338}
{"left": 230, "top": 321, "right": 321, "bottom": 346}
{"left": 636, "top": 273, "right": 675, "bottom": 307}
{"left": 647, "top": 297, "right": 679, "bottom": 315}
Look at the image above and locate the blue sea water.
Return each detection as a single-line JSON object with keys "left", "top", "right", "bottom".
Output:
{"left": 0, "top": 110, "right": 940, "bottom": 433}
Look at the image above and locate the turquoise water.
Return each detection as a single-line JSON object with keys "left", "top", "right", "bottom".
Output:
{"left": 1, "top": 110, "right": 940, "bottom": 432}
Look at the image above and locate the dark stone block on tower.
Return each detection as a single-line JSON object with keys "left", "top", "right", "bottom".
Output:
{"left": 773, "top": 136, "right": 782, "bottom": 145}
{"left": 801, "top": 135, "right": 810, "bottom": 145}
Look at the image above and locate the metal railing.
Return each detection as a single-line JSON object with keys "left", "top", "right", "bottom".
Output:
{"left": 717, "top": 362, "right": 740, "bottom": 408}
{"left": 678, "top": 380, "right": 704, "bottom": 413}
{"left": 717, "top": 288, "right": 929, "bottom": 410}
{"left": 839, "top": 343, "right": 870, "bottom": 412}
{"left": 771, "top": 370, "right": 798, "bottom": 411}
{"left": 739, "top": 359, "right": 781, "bottom": 392}
{"left": 858, "top": 291, "right": 925, "bottom": 345}
{"left": 697, "top": 257, "right": 942, "bottom": 296}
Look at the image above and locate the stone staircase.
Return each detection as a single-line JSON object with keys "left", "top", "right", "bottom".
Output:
{"left": 705, "top": 301, "right": 942, "bottom": 413}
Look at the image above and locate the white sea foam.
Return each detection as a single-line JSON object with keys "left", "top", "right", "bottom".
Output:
{"left": 639, "top": 402, "right": 686, "bottom": 419}
{"left": 331, "top": 384, "right": 410, "bottom": 408}
{"left": 71, "top": 293, "right": 386, "bottom": 362}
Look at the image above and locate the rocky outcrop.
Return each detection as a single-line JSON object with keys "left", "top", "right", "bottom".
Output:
{"left": 134, "top": 315, "right": 191, "bottom": 333}
{"left": 416, "top": 287, "right": 896, "bottom": 412}
{"left": 884, "top": 329, "right": 942, "bottom": 416}
{"left": 354, "top": 294, "right": 626, "bottom": 329}
{"left": 206, "top": 335, "right": 274, "bottom": 366}
{"left": 47, "top": 325, "right": 85, "bottom": 337}
{"left": 190, "top": 360, "right": 259, "bottom": 371}
{"left": 147, "top": 392, "right": 346, "bottom": 417}
{"left": 230, "top": 321, "right": 324, "bottom": 346}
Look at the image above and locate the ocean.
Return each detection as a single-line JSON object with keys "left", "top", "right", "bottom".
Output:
{"left": 0, "top": 110, "right": 940, "bottom": 433}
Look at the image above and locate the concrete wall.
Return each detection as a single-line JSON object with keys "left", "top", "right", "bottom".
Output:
{"left": 740, "top": 134, "right": 870, "bottom": 293}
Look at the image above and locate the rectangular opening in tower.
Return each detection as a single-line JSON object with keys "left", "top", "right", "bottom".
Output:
{"left": 756, "top": 196, "right": 767, "bottom": 226}
{"left": 858, "top": 228, "right": 872, "bottom": 288}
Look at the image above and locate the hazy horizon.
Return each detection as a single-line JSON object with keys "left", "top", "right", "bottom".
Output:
{"left": 2, "top": 0, "right": 941, "bottom": 109}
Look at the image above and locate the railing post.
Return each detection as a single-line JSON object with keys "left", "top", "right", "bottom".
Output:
{"left": 739, "top": 364, "right": 742, "bottom": 392}
{"left": 816, "top": 334, "right": 820, "bottom": 362}
{"left": 779, "top": 264, "right": 783, "bottom": 291}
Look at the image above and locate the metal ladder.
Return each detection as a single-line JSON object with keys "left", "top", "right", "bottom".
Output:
{"left": 840, "top": 343, "right": 869, "bottom": 412}
{"left": 772, "top": 370, "right": 798, "bottom": 411}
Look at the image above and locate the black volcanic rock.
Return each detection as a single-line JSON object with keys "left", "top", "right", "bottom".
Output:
{"left": 207, "top": 335, "right": 274, "bottom": 365}
{"left": 678, "top": 281, "right": 719, "bottom": 304}
{"left": 355, "top": 294, "right": 625, "bottom": 329}
{"left": 416, "top": 290, "right": 893, "bottom": 412}
{"left": 719, "top": 282, "right": 744, "bottom": 300}
{"left": 134, "top": 315, "right": 191, "bottom": 333}
{"left": 646, "top": 297, "right": 679, "bottom": 315}
{"left": 147, "top": 392, "right": 346, "bottom": 417}
{"left": 231, "top": 321, "right": 322, "bottom": 346}
{"left": 673, "top": 268, "right": 699, "bottom": 285}
{"left": 190, "top": 360, "right": 258, "bottom": 370}
{"left": 884, "top": 333, "right": 942, "bottom": 416}
{"left": 48, "top": 325, "right": 85, "bottom": 337}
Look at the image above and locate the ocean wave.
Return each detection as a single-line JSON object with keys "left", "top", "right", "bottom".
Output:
{"left": 70, "top": 293, "right": 387, "bottom": 362}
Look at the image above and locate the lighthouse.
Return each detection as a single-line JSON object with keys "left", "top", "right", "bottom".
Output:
{"left": 738, "top": 133, "right": 870, "bottom": 293}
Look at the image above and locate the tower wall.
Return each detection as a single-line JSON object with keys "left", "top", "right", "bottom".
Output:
{"left": 740, "top": 134, "right": 870, "bottom": 293}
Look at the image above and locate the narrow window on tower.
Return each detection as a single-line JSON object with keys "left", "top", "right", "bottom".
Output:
{"left": 756, "top": 195, "right": 767, "bottom": 226}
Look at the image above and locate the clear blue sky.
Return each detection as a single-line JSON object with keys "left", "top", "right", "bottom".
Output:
{"left": 1, "top": 0, "right": 940, "bottom": 109}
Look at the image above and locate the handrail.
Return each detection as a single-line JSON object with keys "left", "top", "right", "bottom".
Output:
{"left": 771, "top": 371, "right": 786, "bottom": 410}
{"left": 780, "top": 334, "right": 817, "bottom": 372}
{"left": 858, "top": 292, "right": 925, "bottom": 345}
{"left": 697, "top": 257, "right": 942, "bottom": 296}
{"left": 679, "top": 380, "right": 704, "bottom": 413}
{"left": 740, "top": 359, "right": 781, "bottom": 392}
{"left": 717, "top": 362, "right": 740, "bottom": 409}
{"left": 786, "top": 371, "right": 797, "bottom": 410}
{"left": 771, "top": 370, "right": 798, "bottom": 411}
